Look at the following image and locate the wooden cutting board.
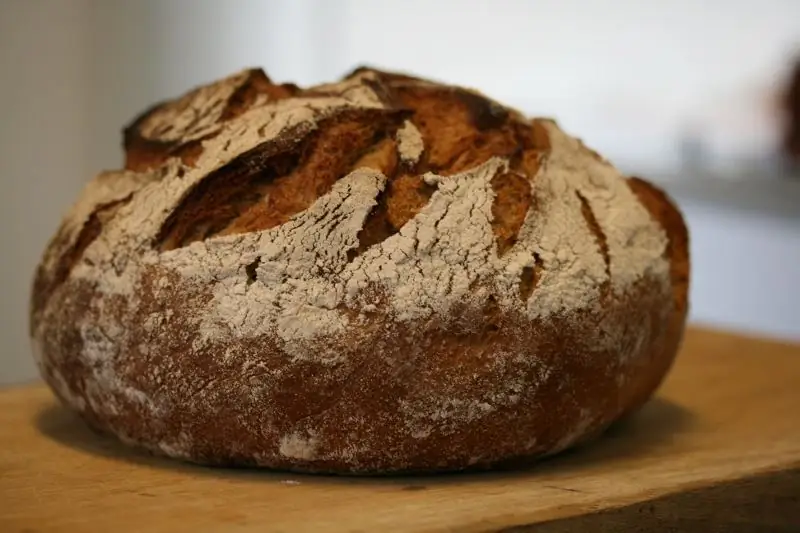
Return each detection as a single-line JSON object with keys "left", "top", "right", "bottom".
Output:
{"left": 1, "top": 326, "right": 799, "bottom": 533}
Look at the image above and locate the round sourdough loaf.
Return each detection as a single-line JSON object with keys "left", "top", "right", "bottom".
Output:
{"left": 30, "top": 67, "right": 689, "bottom": 474}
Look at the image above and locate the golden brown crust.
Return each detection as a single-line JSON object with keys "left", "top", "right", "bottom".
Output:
{"left": 622, "top": 177, "right": 691, "bottom": 415}
{"left": 30, "top": 67, "right": 690, "bottom": 474}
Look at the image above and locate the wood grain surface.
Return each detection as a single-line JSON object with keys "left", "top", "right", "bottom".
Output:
{"left": 1, "top": 326, "right": 799, "bottom": 532}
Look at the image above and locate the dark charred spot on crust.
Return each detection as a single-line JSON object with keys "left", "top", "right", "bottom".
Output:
{"left": 519, "top": 266, "right": 536, "bottom": 302}
{"left": 245, "top": 257, "right": 261, "bottom": 285}
{"left": 519, "top": 255, "right": 543, "bottom": 303}
{"left": 454, "top": 89, "right": 510, "bottom": 131}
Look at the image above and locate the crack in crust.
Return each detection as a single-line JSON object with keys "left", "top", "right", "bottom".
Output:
{"left": 576, "top": 189, "right": 611, "bottom": 298}
{"left": 149, "top": 69, "right": 548, "bottom": 260}
{"left": 156, "top": 108, "right": 407, "bottom": 251}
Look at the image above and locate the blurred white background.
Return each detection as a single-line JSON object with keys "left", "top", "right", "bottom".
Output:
{"left": 1, "top": 0, "right": 799, "bottom": 384}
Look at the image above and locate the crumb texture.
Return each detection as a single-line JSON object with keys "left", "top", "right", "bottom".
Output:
{"left": 30, "top": 67, "right": 689, "bottom": 474}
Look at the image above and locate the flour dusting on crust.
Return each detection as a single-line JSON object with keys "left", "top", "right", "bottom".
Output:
{"left": 135, "top": 69, "right": 256, "bottom": 144}
{"left": 29, "top": 67, "right": 683, "bottom": 473}
{"left": 53, "top": 75, "right": 668, "bottom": 336}
{"left": 395, "top": 120, "right": 425, "bottom": 164}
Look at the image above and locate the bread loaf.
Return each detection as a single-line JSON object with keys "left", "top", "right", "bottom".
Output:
{"left": 30, "top": 67, "right": 690, "bottom": 474}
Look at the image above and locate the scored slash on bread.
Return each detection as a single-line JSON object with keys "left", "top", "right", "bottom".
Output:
{"left": 123, "top": 69, "right": 300, "bottom": 171}
{"left": 30, "top": 66, "right": 689, "bottom": 474}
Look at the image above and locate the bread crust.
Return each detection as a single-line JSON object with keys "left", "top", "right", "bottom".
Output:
{"left": 30, "top": 68, "right": 689, "bottom": 474}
